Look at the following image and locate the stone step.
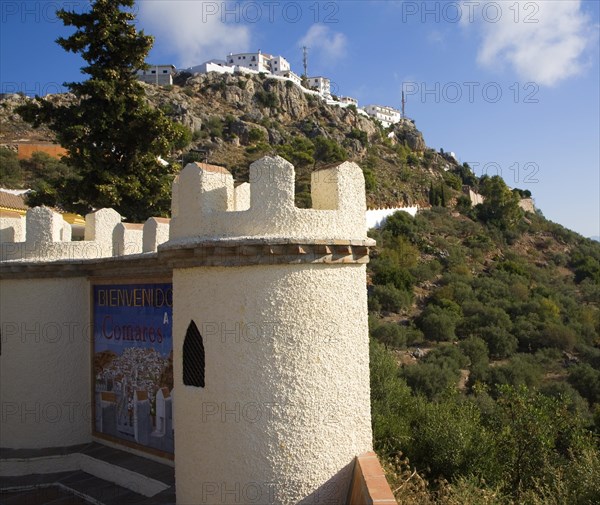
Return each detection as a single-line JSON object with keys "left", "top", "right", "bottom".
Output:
{"left": 0, "top": 443, "right": 175, "bottom": 505}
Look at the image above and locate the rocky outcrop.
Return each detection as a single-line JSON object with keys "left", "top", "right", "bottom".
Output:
{"left": 1, "top": 71, "right": 439, "bottom": 209}
{"left": 391, "top": 118, "right": 426, "bottom": 152}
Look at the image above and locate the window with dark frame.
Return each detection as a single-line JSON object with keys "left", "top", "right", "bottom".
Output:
{"left": 183, "top": 320, "right": 205, "bottom": 387}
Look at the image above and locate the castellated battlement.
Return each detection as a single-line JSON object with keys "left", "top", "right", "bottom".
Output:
{"left": 1, "top": 207, "right": 121, "bottom": 262}
{"left": 0, "top": 206, "right": 174, "bottom": 262}
{"left": 168, "top": 156, "right": 368, "bottom": 243}
{"left": 0, "top": 156, "right": 369, "bottom": 262}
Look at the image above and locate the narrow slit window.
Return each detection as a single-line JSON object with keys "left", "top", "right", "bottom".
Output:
{"left": 183, "top": 320, "right": 205, "bottom": 387}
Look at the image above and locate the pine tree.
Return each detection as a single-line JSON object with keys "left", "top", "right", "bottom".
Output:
{"left": 17, "top": 0, "right": 185, "bottom": 221}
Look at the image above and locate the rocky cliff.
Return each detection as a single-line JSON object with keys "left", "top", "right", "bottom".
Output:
{"left": 1, "top": 71, "right": 451, "bottom": 208}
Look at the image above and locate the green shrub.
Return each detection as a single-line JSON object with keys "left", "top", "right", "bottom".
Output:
{"left": 254, "top": 89, "right": 278, "bottom": 108}
{"left": 210, "top": 80, "right": 227, "bottom": 92}
{"left": 478, "top": 326, "right": 518, "bottom": 358}
{"left": 568, "top": 364, "right": 600, "bottom": 405}
{"left": 205, "top": 116, "right": 224, "bottom": 138}
{"left": 170, "top": 123, "right": 192, "bottom": 150}
{"left": 488, "top": 385, "right": 593, "bottom": 497}
{"left": 485, "top": 355, "right": 543, "bottom": 391}
{"left": 370, "top": 284, "right": 413, "bottom": 313}
{"left": 410, "top": 396, "right": 493, "bottom": 479}
{"left": 372, "top": 322, "right": 407, "bottom": 349}
{"left": 423, "top": 345, "right": 470, "bottom": 370}
{"left": 248, "top": 128, "right": 266, "bottom": 143}
{"left": 407, "top": 152, "right": 419, "bottom": 166}
{"left": 371, "top": 256, "right": 414, "bottom": 291}
{"left": 443, "top": 171, "right": 463, "bottom": 190}
{"left": 459, "top": 336, "right": 489, "bottom": 370}
{"left": 275, "top": 136, "right": 315, "bottom": 167}
{"left": 382, "top": 211, "right": 417, "bottom": 241}
{"left": 313, "top": 137, "right": 347, "bottom": 163}
{"left": 456, "top": 194, "right": 472, "bottom": 214}
{"left": 418, "top": 305, "right": 460, "bottom": 341}
{"left": 0, "top": 148, "right": 22, "bottom": 186}
{"left": 348, "top": 128, "right": 368, "bottom": 145}
{"left": 370, "top": 339, "right": 415, "bottom": 456}
{"left": 363, "top": 167, "right": 376, "bottom": 191}
{"left": 402, "top": 363, "right": 459, "bottom": 399}
{"left": 411, "top": 259, "right": 443, "bottom": 282}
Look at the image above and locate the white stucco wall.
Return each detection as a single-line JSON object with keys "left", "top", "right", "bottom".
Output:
{"left": 234, "top": 182, "right": 251, "bottom": 211}
{"left": 143, "top": 217, "right": 171, "bottom": 253}
{"left": 113, "top": 223, "right": 144, "bottom": 256}
{"left": 173, "top": 263, "right": 372, "bottom": 505}
{"left": 0, "top": 277, "right": 91, "bottom": 449}
{"left": 0, "top": 214, "right": 24, "bottom": 243}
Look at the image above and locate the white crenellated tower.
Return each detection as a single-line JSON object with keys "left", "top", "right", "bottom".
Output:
{"left": 166, "top": 156, "right": 374, "bottom": 504}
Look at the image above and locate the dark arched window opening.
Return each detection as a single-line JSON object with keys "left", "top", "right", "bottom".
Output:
{"left": 183, "top": 320, "right": 205, "bottom": 387}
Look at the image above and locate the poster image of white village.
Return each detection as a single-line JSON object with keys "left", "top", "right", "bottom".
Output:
{"left": 93, "top": 283, "right": 174, "bottom": 454}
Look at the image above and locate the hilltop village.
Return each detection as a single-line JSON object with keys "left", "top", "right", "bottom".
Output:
{"left": 137, "top": 49, "right": 404, "bottom": 128}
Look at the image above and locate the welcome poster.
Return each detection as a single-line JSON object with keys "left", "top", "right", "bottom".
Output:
{"left": 93, "top": 282, "right": 174, "bottom": 454}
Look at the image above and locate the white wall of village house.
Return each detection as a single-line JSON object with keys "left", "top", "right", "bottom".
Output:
{"left": 0, "top": 277, "right": 91, "bottom": 449}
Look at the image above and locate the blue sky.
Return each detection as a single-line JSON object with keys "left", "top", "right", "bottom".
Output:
{"left": 1, "top": 1, "right": 599, "bottom": 237}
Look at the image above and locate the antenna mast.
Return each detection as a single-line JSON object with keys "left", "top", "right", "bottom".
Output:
{"left": 401, "top": 90, "right": 406, "bottom": 119}
{"left": 303, "top": 46, "right": 308, "bottom": 77}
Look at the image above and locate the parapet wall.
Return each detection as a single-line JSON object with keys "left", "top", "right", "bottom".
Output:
{"left": 0, "top": 207, "right": 171, "bottom": 262}
{"left": 1, "top": 156, "right": 367, "bottom": 261}
{"left": 168, "top": 156, "right": 367, "bottom": 243}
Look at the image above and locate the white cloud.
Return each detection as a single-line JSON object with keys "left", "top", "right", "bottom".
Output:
{"left": 298, "top": 25, "right": 348, "bottom": 64}
{"left": 138, "top": 1, "right": 251, "bottom": 68}
{"left": 466, "top": 0, "right": 597, "bottom": 86}
{"left": 427, "top": 30, "right": 445, "bottom": 45}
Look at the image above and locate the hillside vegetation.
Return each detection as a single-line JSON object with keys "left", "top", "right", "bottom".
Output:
{"left": 368, "top": 205, "right": 600, "bottom": 503}
{"left": 1, "top": 71, "right": 599, "bottom": 502}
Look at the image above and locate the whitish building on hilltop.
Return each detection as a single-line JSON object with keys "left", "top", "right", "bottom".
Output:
{"left": 226, "top": 51, "right": 273, "bottom": 72}
{"left": 364, "top": 104, "right": 402, "bottom": 128}
{"left": 225, "top": 50, "right": 295, "bottom": 76}
{"left": 194, "top": 50, "right": 305, "bottom": 89}
{"left": 136, "top": 64, "right": 176, "bottom": 86}
{"left": 187, "top": 59, "right": 234, "bottom": 75}
{"left": 306, "top": 76, "right": 332, "bottom": 100}
{"left": 339, "top": 96, "right": 359, "bottom": 107}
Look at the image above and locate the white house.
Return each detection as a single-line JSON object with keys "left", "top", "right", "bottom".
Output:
{"left": 364, "top": 104, "right": 402, "bottom": 128}
{"left": 186, "top": 59, "right": 234, "bottom": 75}
{"left": 307, "top": 76, "right": 331, "bottom": 100}
{"left": 188, "top": 50, "right": 336, "bottom": 100}
{"left": 226, "top": 51, "right": 275, "bottom": 73}
{"left": 339, "top": 96, "right": 358, "bottom": 107}
{"left": 137, "top": 64, "right": 176, "bottom": 86}
{"left": 277, "top": 70, "right": 302, "bottom": 86}
{"left": 270, "top": 55, "right": 290, "bottom": 73}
